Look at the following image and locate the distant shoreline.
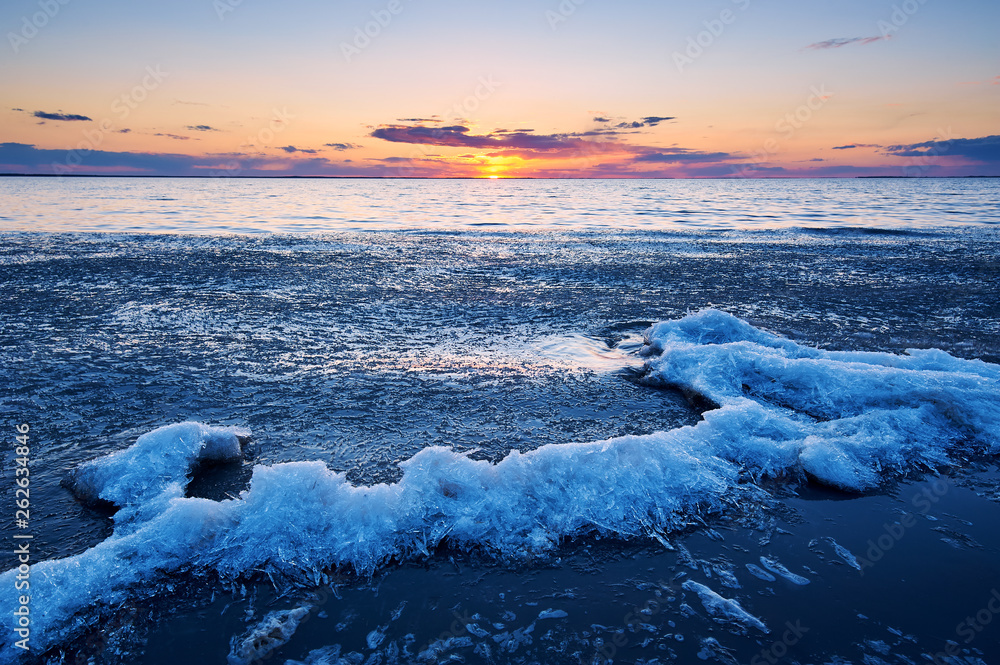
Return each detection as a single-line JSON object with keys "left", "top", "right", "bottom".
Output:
{"left": 0, "top": 173, "right": 997, "bottom": 179}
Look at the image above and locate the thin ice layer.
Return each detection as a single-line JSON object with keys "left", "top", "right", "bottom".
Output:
{"left": 228, "top": 604, "right": 313, "bottom": 665}
{"left": 2, "top": 310, "right": 998, "bottom": 655}
{"left": 682, "top": 580, "right": 769, "bottom": 633}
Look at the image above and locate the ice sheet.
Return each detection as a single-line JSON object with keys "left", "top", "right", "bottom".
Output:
{"left": 4, "top": 310, "right": 998, "bottom": 654}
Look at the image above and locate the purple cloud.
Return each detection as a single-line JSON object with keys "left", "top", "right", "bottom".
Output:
{"left": 614, "top": 116, "right": 675, "bottom": 129}
{"left": 371, "top": 117, "right": 677, "bottom": 158}
{"left": 0, "top": 141, "right": 383, "bottom": 177}
{"left": 640, "top": 116, "right": 675, "bottom": 126}
{"left": 279, "top": 145, "right": 318, "bottom": 154}
{"left": 806, "top": 36, "right": 888, "bottom": 50}
{"left": 884, "top": 135, "right": 1000, "bottom": 163}
{"left": 371, "top": 125, "right": 602, "bottom": 154}
{"left": 32, "top": 111, "right": 92, "bottom": 122}
{"left": 635, "top": 148, "right": 734, "bottom": 163}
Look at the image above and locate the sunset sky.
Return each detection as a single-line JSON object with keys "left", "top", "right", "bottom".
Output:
{"left": 2, "top": 0, "right": 998, "bottom": 178}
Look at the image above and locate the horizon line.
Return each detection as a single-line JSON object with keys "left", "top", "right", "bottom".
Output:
{"left": 1, "top": 173, "right": 998, "bottom": 180}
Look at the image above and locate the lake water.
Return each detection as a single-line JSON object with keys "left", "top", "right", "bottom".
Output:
{"left": 1, "top": 176, "right": 998, "bottom": 233}
{"left": 1, "top": 177, "right": 999, "bottom": 664}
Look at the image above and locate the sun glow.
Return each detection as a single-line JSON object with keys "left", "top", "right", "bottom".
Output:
{"left": 477, "top": 154, "right": 524, "bottom": 178}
